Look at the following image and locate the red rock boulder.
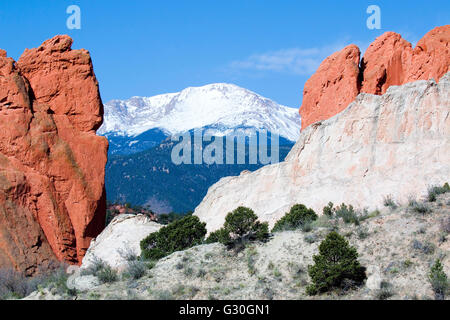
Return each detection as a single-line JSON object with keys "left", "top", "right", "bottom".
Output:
{"left": 0, "top": 35, "right": 108, "bottom": 275}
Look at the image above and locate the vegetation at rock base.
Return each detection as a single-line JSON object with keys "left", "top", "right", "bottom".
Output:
{"left": 428, "top": 259, "right": 448, "bottom": 300}
{"left": 0, "top": 264, "right": 75, "bottom": 300}
{"left": 427, "top": 182, "right": 450, "bottom": 202}
{"left": 334, "top": 203, "right": 361, "bottom": 225}
{"left": 17, "top": 191, "right": 450, "bottom": 301}
{"left": 306, "top": 231, "right": 366, "bottom": 295}
{"left": 271, "top": 204, "right": 317, "bottom": 233}
{"left": 81, "top": 257, "right": 118, "bottom": 284}
{"left": 140, "top": 215, "right": 207, "bottom": 261}
{"left": 206, "top": 206, "right": 269, "bottom": 250}
{"left": 323, "top": 202, "right": 334, "bottom": 218}
{"left": 383, "top": 195, "right": 398, "bottom": 209}
{"left": 319, "top": 202, "right": 373, "bottom": 226}
{"left": 409, "top": 200, "right": 431, "bottom": 215}
{"left": 96, "top": 265, "right": 118, "bottom": 284}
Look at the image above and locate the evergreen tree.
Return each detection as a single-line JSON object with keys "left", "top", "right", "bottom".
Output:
{"left": 206, "top": 207, "right": 269, "bottom": 249}
{"left": 307, "top": 232, "right": 366, "bottom": 295}
{"left": 140, "top": 215, "right": 206, "bottom": 260}
{"left": 428, "top": 259, "right": 448, "bottom": 300}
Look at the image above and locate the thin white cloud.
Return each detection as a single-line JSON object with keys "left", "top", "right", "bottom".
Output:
{"left": 229, "top": 48, "right": 323, "bottom": 75}
{"left": 228, "top": 44, "right": 346, "bottom": 76}
{"left": 227, "top": 40, "right": 372, "bottom": 76}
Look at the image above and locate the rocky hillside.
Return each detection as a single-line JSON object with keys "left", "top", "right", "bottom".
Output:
{"left": 24, "top": 192, "right": 450, "bottom": 300}
{"left": 194, "top": 73, "right": 450, "bottom": 233}
{"left": 0, "top": 36, "right": 108, "bottom": 274}
{"left": 300, "top": 25, "right": 449, "bottom": 130}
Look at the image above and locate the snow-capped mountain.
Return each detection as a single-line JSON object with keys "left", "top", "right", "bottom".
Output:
{"left": 102, "top": 84, "right": 300, "bottom": 212}
{"left": 99, "top": 83, "right": 301, "bottom": 142}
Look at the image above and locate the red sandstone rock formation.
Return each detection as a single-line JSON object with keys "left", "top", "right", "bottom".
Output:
{"left": 0, "top": 35, "right": 108, "bottom": 275}
{"left": 300, "top": 45, "right": 361, "bottom": 130}
{"left": 300, "top": 25, "right": 450, "bottom": 130}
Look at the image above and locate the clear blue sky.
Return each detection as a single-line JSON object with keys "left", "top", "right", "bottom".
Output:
{"left": 0, "top": 1, "right": 448, "bottom": 107}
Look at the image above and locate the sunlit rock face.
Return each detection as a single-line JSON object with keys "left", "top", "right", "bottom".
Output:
{"left": 0, "top": 35, "right": 108, "bottom": 274}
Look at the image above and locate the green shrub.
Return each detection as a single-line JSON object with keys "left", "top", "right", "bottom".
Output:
{"left": 383, "top": 195, "right": 398, "bottom": 209}
{"left": 140, "top": 215, "right": 206, "bottom": 260}
{"left": 427, "top": 183, "right": 450, "bottom": 202}
{"left": 412, "top": 240, "right": 435, "bottom": 255}
{"left": 117, "top": 246, "right": 138, "bottom": 262}
{"left": 272, "top": 204, "right": 318, "bottom": 232}
{"left": 306, "top": 232, "right": 366, "bottom": 295}
{"left": 81, "top": 256, "right": 107, "bottom": 276}
{"left": 97, "top": 265, "right": 118, "bottom": 284}
{"left": 334, "top": 203, "right": 359, "bottom": 225}
{"left": 428, "top": 259, "right": 448, "bottom": 300}
{"left": 125, "top": 260, "right": 147, "bottom": 280}
{"left": 323, "top": 202, "right": 334, "bottom": 218}
{"left": 375, "top": 281, "right": 395, "bottom": 300}
{"left": 206, "top": 228, "right": 231, "bottom": 244}
{"left": 304, "top": 234, "right": 317, "bottom": 244}
{"left": 39, "top": 265, "right": 76, "bottom": 296}
{"left": 411, "top": 202, "right": 431, "bottom": 215}
{"left": 357, "top": 227, "right": 370, "bottom": 240}
{"left": 224, "top": 207, "right": 265, "bottom": 237}
{"left": 206, "top": 207, "right": 269, "bottom": 249}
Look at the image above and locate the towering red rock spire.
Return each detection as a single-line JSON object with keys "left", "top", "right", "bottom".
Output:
{"left": 0, "top": 35, "right": 108, "bottom": 274}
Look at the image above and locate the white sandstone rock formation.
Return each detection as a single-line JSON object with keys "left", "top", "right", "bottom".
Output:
{"left": 194, "top": 74, "right": 450, "bottom": 232}
{"left": 81, "top": 214, "right": 162, "bottom": 270}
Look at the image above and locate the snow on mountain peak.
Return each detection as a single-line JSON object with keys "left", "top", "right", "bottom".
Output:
{"left": 99, "top": 83, "right": 301, "bottom": 141}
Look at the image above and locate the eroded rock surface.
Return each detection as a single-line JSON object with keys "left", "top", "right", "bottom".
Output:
{"left": 0, "top": 36, "right": 108, "bottom": 274}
